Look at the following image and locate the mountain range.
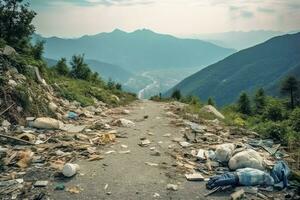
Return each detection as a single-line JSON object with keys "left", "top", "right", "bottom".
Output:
{"left": 167, "top": 32, "right": 300, "bottom": 106}
{"left": 33, "top": 29, "right": 235, "bottom": 72}
{"left": 191, "top": 30, "right": 285, "bottom": 50}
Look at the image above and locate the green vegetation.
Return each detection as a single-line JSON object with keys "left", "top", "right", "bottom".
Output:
{"left": 171, "top": 89, "right": 182, "bottom": 100}
{"left": 223, "top": 82, "right": 300, "bottom": 149}
{"left": 0, "top": 0, "right": 36, "bottom": 51}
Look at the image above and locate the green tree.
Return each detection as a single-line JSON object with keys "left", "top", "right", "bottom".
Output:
{"left": 237, "top": 92, "right": 251, "bottom": 115}
{"left": 207, "top": 97, "right": 215, "bottom": 106}
{"left": 281, "top": 76, "right": 299, "bottom": 109}
{"left": 70, "top": 54, "right": 92, "bottom": 80}
{"left": 290, "top": 107, "right": 300, "bottom": 132}
{"left": 254, "top": 88, "right": 266, "bottom": 114}
{"left": 55, "top": 58, "right": 69, "bottom": 76}
{"left": 107, "top": 78, "right": 115, "bottom": 90}
{"left": 116, "top": 83, "right": 122, "bottom": 91}
{"left": 0, "top": 0, "right": 36, "bottom": 50}
{"left": 171, "top": 89, "right": 181, "bottom": 100}
{"left": 31, "top": 40, "right": 45, "bottom": 60}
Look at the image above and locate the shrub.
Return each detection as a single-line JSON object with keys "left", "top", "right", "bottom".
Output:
{"left": 253, "top": 121, "right": 287, "bottom": 143}
{"left": 263, "top": 102, "right": 283, "bottom": 121}
{"left": 290, "top": 107, "right": 300, "bottom": 132}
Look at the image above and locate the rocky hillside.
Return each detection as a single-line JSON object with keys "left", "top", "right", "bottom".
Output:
{"left": 0, "top": 45, "right": 136, "bottom": 125}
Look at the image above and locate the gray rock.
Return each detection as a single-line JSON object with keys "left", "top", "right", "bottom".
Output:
{"left": 3, "top": 45, "right": 16, "bottom": 56}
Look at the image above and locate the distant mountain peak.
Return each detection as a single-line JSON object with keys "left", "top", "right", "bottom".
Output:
{"left": 111, "top": 28, "right": 127, "bottom": 34}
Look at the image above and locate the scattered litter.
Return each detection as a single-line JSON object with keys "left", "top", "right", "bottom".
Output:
{"left": 185, "top": 173, "right": 204, "bottom": 181}
{"left": 179, "top": 141, "right": 192, "bottom": 147}
{"left": 121, "top": 144, "right": 128, "bottom": 148}
{"left": 163, "top": 133, "right": 171, "bottom": 137}
{"left": 66, "top": 185, "right": 81, "bottom": 194}
{"left": 54, "top": 184, "right": 65, "bottom": 191}
{"left": 230, "top": 189, "right": 244, "bottom": 200}
{"left": 229, "top": 149, "right": 264, "bottom": 170}
{"left": 145, "top": 162, "right": 159, "bottom": 167}
{"left": 139, "top": 139, "right": 151, "bottom": 147}
{"left": 62, "top": 163, "right": 80, "bottom": 177}
{"left": 119, "top": 150, "right": 131, "bottom": 154}
{"left": 29, "top": 117, "right": 63, "bottom": 129}
{"left": 105, "top": 150, "right": 116, "bottom": 154}
{"left": 112, "top": 118, "right": 135, "bottom": 127}
{"left": 166, "top": 184, "right": 178, "bottom": 191}
{"left": 153, "top": 193, "right": 160, "bottom": 198}
{"left": 215, "top": 143, "right": 235, "bottom": 162}
{"left": 34, "top": 181, "right": 49, "bottom": 187}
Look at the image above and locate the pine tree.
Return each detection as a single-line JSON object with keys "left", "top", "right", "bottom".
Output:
{"left": 70, "top": 54, "right": 92, "bottom": 80}
{"left": 237, "top": 92, "right": 251, "bottom": 115}
{"left": 207, "top": 97, "right": 215, "bottom": 106}
{"left": 281, "top": 76, "right": 299, "bottom": 109}
{"left": 55, "top": 58, "right": 69, "bottom": 76}
{"left": 171, "top": 89, "right": 181, "bottom": 100}
{"left": 254, "top": 88, "right": 266, "bottom": 114}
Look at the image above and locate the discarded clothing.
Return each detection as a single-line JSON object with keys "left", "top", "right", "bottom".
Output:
{"left": 237, "top": 168, "right": 274, "bottom": 187}
{"left": 270, "top": 160, "right": 290, "bottom": 189}
{"left": 206, "top": 172, "right": 239, "bottom": 189}
{"left": 207, "top": 168, "right": 274, "bottom": 190}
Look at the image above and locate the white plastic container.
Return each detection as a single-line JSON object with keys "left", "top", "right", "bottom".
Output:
{"left": 62, "top": 163, "right": 80, "bottom": 177}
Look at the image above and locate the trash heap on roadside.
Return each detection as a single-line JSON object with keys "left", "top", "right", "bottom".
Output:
{"left": 165, "top": 102, "right": 299, "bottom": 199}
{"left": 0, "top": 91, "right": 135, "bottom": 199}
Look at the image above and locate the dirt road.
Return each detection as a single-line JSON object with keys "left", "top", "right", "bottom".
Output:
{"left": 51, "top": 100, "right": 224, "bottom": 200}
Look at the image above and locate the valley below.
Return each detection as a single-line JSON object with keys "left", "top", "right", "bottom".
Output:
{"left": 124, "top": 67, "right": 201, "bottom": 99}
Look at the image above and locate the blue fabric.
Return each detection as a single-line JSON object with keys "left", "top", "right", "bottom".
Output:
{"left": 270, "top": 160, "right": 290, "bottom": 189}
{"left": 236, "top": 168, "right": 274, "bottom": 187}
{"left": 68, "top": 112, "right": 78, "bottom": 119}
{"left": 206, "top": 172, "right": 239, "bottom": 189}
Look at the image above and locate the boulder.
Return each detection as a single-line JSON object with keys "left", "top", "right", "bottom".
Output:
{"left": 200, "top": 105, "right": 225, "bottom": 119}
{"left": 3, "top": 45, "right": 16, "bottom": 56}
{"left": 48, "top": 102, "right": 58, "bottom": 112}
{"left": 229, "top": 149, "right": 264, "bottom": 170}
{"left": 215, "top": 143, "right": 235, "bottom": 162}
{"left": 29, "top": 117, "right": 63, "bottom": 130}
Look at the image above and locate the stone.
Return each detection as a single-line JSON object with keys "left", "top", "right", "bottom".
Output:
{"left": 1, "top": 120, "right": 11, "bottom": 127}
{"left": 8, "top": 79, "right": 17, "bottom": 87}
{"left": 48, "top": 102, "right": 58, "bottom": 112}
{"left": 200, "top": 105, "right": 225, "bottom": 119}
{"left": 3, "top": 45, "right": 16, "bottom": 56}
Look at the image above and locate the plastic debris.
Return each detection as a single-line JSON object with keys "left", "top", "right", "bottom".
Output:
{"left": 229, "top": 149, "right": 264, "bottom": 170}
{"left": 215, "top": 143, "right": 235, "bottom": 162}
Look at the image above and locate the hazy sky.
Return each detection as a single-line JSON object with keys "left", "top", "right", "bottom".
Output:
{"left": 29, "top": 0, "right": 300, "bottom": 37}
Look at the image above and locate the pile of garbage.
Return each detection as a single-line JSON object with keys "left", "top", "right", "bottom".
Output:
{"left": 165, "top": 102, "right": 299, "bottom": 199}
{"left": 0, "top": 90, "right": 134, "bottom": 199}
